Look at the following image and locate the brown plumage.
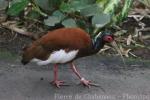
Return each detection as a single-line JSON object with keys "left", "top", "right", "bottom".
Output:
{"left": 22, "top": 28, "right": 93, "bottom": 63}
{"left": 21, "top": 27, "right": 114, "bottom": 88}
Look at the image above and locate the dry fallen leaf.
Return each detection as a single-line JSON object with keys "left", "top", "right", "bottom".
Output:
{"left": 99, "top": 45, "right": 111, "bottom": 53}
{"left": 1, "top": 21, "right": 32, "bottom": 36}
{"left": 127, "top": 34, "right": 132, "bottom": 45}
{"left": 119, "top": 45, "right": 132, "bottom": 57}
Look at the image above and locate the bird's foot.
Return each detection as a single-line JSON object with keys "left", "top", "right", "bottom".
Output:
{"left": 51, "top": 80, "right": 69, "bottom": 88}
{"left": 80, "top": 78, "right": 100, "bottom": 88}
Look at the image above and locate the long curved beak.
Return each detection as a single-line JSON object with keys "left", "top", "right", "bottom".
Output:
{"left": 110, "top": 41, "right": 126, "bottom": 65}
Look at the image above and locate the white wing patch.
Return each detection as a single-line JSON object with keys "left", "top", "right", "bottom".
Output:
{"left": 31, "top": 49, "right": 79, "bottom": 65}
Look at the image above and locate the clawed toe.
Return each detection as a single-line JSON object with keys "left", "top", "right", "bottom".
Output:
{"left": 51, "top": 80, "right": 69, "bottom": 88}
{"left": 80, "top": 78, "right": 105, "bottom": 92}
{"left": 80, "top": 78, "right": 100, "bottom": 88}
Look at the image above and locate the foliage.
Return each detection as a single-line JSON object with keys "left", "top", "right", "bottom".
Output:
{"left": 116, "top": 0, "right": 133, "bottom": 24}
{"left": 7, "top": 0, "right": 30, "bottom": 16}
{"left": 138, "top": 0, "right": 150, "bottom": 8}
{"left": 5, "top": 0, "right": 134, "bottom": 35}
{"left": 0, "top": 0, "right": 149, "bottom": 59}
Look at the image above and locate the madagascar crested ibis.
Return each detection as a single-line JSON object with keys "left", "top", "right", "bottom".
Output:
{"left": 21, "top": 28, "right": 114, "bottom": 88}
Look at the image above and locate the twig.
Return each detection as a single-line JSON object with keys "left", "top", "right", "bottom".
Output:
{"left": 8, "top": 31, "right": 18, "bottom": 42}
{"left": 1, "top": 21, "right": 32, "bottom": 37}
{"left": 138, "top": 27, "right": 150, "bottom": 31}
{"left": 142, "top": 35, "right": 150, "bottom": 39}
{"left": 129, "top": 52, "right": 138, "bottom": 57}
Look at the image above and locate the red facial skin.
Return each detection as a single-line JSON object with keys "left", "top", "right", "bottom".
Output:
{"left": 103, "top": 35, "right": 114, "bottom": 42}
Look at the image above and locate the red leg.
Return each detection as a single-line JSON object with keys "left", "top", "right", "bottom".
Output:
{"left": 51, "top": 64, "right": 64, "bottom": 88}
{"left": 70, "top": 62, "right": 100, "bottom": 88}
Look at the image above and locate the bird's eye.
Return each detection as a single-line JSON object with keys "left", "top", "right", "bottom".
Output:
{"left": 103, "top": 35, "right": 113, "bottom": 42}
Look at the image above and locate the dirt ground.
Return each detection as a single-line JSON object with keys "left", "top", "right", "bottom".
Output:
{"left": 0, "top": 52, "right": 150, "bottom": 100}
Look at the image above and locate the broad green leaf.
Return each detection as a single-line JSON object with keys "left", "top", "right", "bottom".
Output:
{"left": 44, "top": 16, "right": 61, "bottom": 26}
{"left": 60, "top": 2, "right": 74, "bottom": 13}
{"left": 62, "top": 18, "right": 77, "bottom": 28}
{"left": 70, "top": 0, "right": 90, "bottom": 11}
{"left": 80, "top": 4, "right": 102, "bottom": 16}
{"left": 92, "top": 14, "right": 111, "bottom": 28}
{"left": 7, "top": 0, "right": 29, "bottom": 16}
{"left": 0, "top": 0, "right": 8, "bottom": 9}
{"left": 60, "top": 0, "right": 95, "bottom": 13}
{"left": 34, "top": 0, "right": 52, "bottom": 11}
{"left": 52, "top": 10, "right": 65, "bottom": 21}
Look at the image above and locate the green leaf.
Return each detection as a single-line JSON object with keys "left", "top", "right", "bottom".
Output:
{"left": 60, "top": 2, "right": 74, "bottom": 13}
{"left": 44, "top": 16, "right": 61, "bottom": 26}
{"left": 0, "top": 0, "right": 8, "bottom": 10}
{"left": 60, "top": 0, "right": 96, "bottom": 13}
{"left": 92, "top": 14, "right": 111, "bottom": 28}
{"left": 62, "top": 18, "right": 77, "bottom": 28}
{"left": 70, "top": 0, "right": 90, "bottom": 11}
{"left": 34, "top": 0, "right": 52, "bottom": 11}
{"left": 34, "top": 0, "right": 63, "bottom": 11}
{"left": 80, "top": 4, "right": 102, "bottom": 16}
{"left": 7, "top": 0, "right": 29, "bottom": 16}
{"left": 27, "top": 10, "right": 40, "bottom": 19}
{"left": 52, "top": 10, "right": 65, "bottom": 21}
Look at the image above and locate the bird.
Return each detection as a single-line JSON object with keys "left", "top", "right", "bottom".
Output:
{"left": 21, "top": 28, "right": 114, "bottom": 88}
